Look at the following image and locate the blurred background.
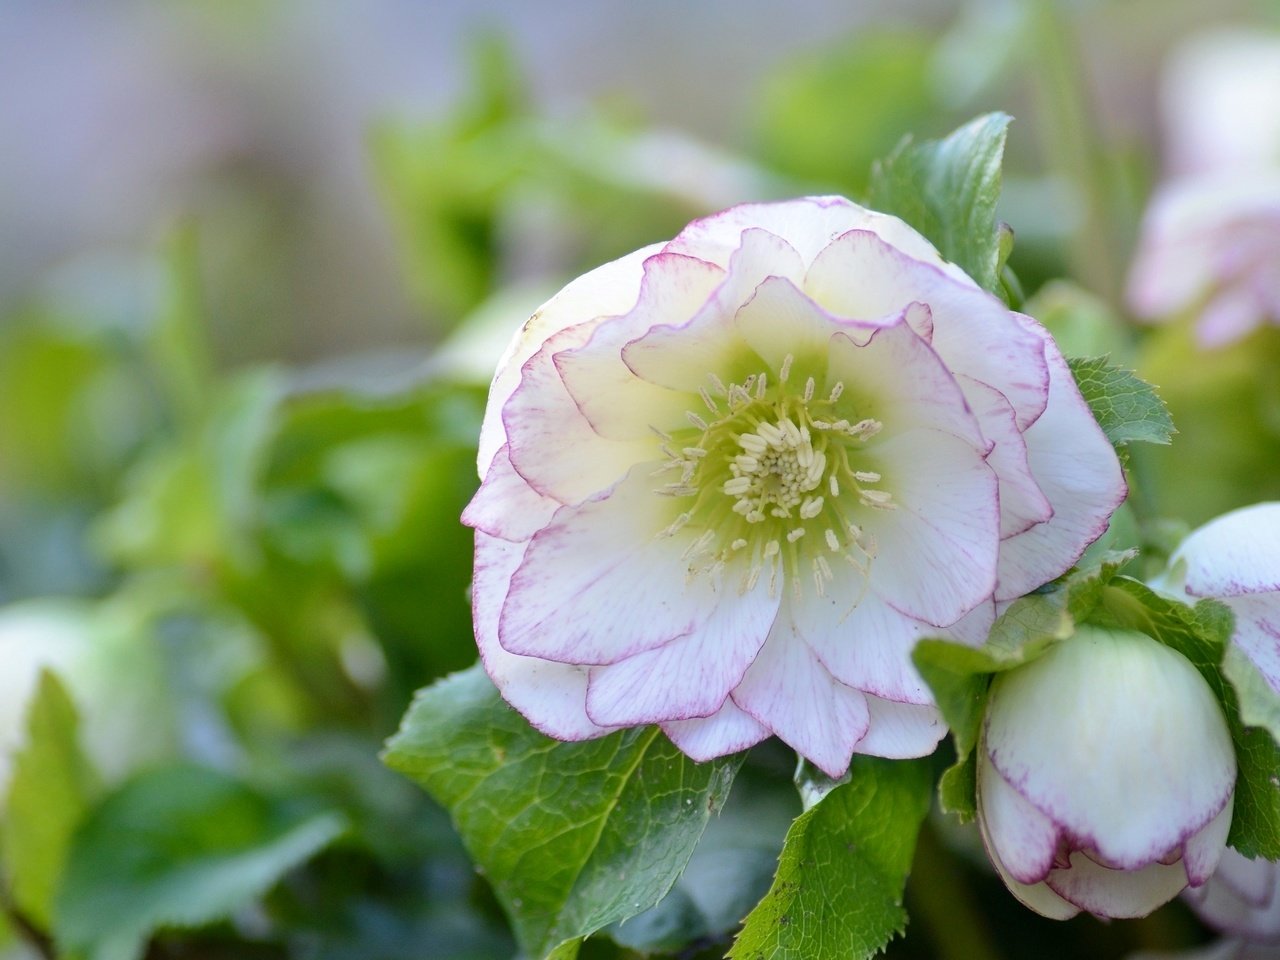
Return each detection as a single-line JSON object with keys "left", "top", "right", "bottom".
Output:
{"left": 3, "top": 1, "right": 1280, "bottom": 958}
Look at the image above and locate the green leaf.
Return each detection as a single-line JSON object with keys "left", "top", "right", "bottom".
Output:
{"left": 1096, "top": 579, "right": 1280, "bottom": 858}
{"left": 1, "top": 671, "right": 100, "bottom": 928}
{"left": 1066, "top": 356, "right": 1174, "bottom": 449}
{"left": 866, "top": 112, "right": 1011, "bottom": 294}
{"left": 727, "top": 757, "right": 931, "bottom": 960}
{"left": 54, "top": 765, "right": 345, "bottom": 960}
{"left": 382, "top": 665, "right": 741, "bottom": 960}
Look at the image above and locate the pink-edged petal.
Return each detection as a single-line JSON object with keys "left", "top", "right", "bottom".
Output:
{"left": 806, "top": 230, "right": 1049, "bottom": 429}
{"left": 994, "top": 329, "right": 1127, "bottom": 600}
{"left": 473, "top": 533, "right": 613, "bottom": 740}
{"left": 1199, "top": 284, "right": 1268, "bottom": 347}
{"left": 731, "top": 275, "right": 862, "bottom": 379}
{"left": 1046, "top": 854, "right": 1190, "bottom": 919}
{"left": 960, "top": 376, "right": 1054, "bottom": 539}
{"left": 555, "top": 252, "right": 724, "bottom": 441}
{"left": 826, "top": 323, "right": 988, "bottom": 449}
{"left": 861, "top": 429, "right": 1000, "bottom": 627}
{"left": 623, "top": 228, "right": 805, "bottom": 391}
{"left": 978, "top": 794, "right": 1081, "bottom": 920}
{"left": 661, "top": 698, "right": 771, "bottom": 762}
{"left": 504, "top": 325, "right": 655, "bottom": 504}
{"left": 984, "top": 627, "right": 1236, "bottom": 872}
{"left": 462, "top": 443, "right": 561, "bottom": 542}
{"left": 978, "top": 751, "right": 1061, "bottom": 885}
{"left": 1183, "top": 802, "right": 1235, "bottom": 886}
{"left": 1187, "top": 849, "right": 1280, "bottom": 941}
{"left": 1225, "top": 593, "right": 1280, "bottom": 694}
{"left": 479, "top": 243, "right": 662, "bottom": 476}
{"left": 731, "top": 601, "right": 871, "bottom": 778}
{"left": 583, "top": 565, "right": 780, "bottom": 725}
{"left": 1208, "top": 848, "right": 1280, "bottom": 909}
{"left": 854, "top": 697, "right": 946, "bottom": 758}
{"left": 499, "top": 465, "right": 718, "bottom": 665}
{"left": 1176, "top": 502, "right": 1280, "bottom": 597}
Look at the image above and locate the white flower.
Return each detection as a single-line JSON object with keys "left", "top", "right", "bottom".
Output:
{"left": 1160, "top": 502, "right": 1280, "bottom": 696}
{"left": 1185, "top": 848, "right": 1280, "bottom": 945}
{"left": 463, "top": 196, "right": 1125, "bottom": 777}
{"left": 978, "top": 625, "right": 1236, "bottom": 919}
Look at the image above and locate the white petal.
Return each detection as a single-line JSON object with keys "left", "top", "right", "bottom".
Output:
{"left": 661, "top": 699, "right": 771, "bottom": 761}
{"left": 854, "top": 697, "right": 946, "bottom": 758}
{"left": 805, "top": 229, "right": 1049, "bottom": 429}
{"left": 1176, "top": 502, "right": 1280, "bottom": 597}
{"left": 664, "top": 196, "right": 944, "bottom": 271}
{"left": 860, "top": 429, "right": 1000, "bottom": 628}
{"left": 461, "top": 444, "right": 561, "bottom": 542}
{"left": 1046, "top": 853, "right": 1190, "bottom": 919}
{"left": 479, "top": 243, "right": 662, "bottom": 476}
{"left": 959, "top": 376, "right": 1054, "bottom": 539}
{"left": 499, "top": 466, "right": 722, "bottom": 664}
{"left": 826, "top": 323, "right": 988, "bottom": 450}
{"left": 732, "top": 275, "right": 865, "bottom": 380}
{"left": 1187, "top": 848, "right": 1280, "bottom": 941}
{"left": 994, "top": 330, "right": 1127, "bottom": 600}
{"left": 555, "top": 252, "right": 724, "bottom": 440}
{"left": 472, "top": 533, "right": 613, "bottom": 740}
{"left": 584, "top": 566, "right": 780, "bottom": 725}
{"left": 730, "top": 600, "right": 871, "bottom": 778}
{"left": 503, "top": 325, "right": 655, "bottom": 504}
{"left": 984, "top": 626, "right": 1236, "bottom": 871}
{"left": 622, "top": 228, "right": 805, "bottom": 391}
{"left": 978, "top": 795, "right": 1081, "bottom": 920}
{"left": 978, "top": 751, "right": 1061, "bottom": 885}
{"left": 1223, "top": 593, "right": 1280, "bottom": 694}
{"left": 1182, "top": 801, "right": 1234, "bottom": 886}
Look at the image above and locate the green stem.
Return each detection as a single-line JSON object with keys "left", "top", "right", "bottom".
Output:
{"left": 907, "top": 820, "right": 1005, "bottom": 960}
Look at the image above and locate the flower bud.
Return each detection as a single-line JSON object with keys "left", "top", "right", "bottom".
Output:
{"left": 978, "top": 625, "right": 1236, "bottom": 919}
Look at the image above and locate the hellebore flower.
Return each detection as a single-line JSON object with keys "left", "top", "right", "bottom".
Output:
{"left": 1185, "top": 848, "right": 1280, "bottom": 945}
{"left": 1158, "top": 502, "right": 1280, "bottom": 697}
{"left": 464, "top": 196, "right": 1125, "bottom": 777}
{"left": 978, "top": 625, "right": 1236, "bottom": 919}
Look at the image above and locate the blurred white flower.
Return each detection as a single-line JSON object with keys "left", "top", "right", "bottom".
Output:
{"left": 463, "top": 196, "right": 1124, "bottom": 776}
{"left": 1160, "top": 502, "right": 1280, "bottom": 697}
{"left": 1127, "top": 29, "right": 1280, "bottom": 347}
{"left": 1185, "top": 848, "right": 1280, "bottom": 946}
{"left": 0, "top": 599, "right": 172, "bottom": 804}
{"left": 978, "top": 625, "right": 1236, "bottom": 919}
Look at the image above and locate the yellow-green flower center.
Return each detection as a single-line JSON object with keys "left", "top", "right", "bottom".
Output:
{"left": 653, "top": 354, "right": 892, "bottom": 599}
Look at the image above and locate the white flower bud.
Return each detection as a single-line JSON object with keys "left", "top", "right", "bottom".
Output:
{"left": 978, "top": 625, "right": 1236, "bottom": 919}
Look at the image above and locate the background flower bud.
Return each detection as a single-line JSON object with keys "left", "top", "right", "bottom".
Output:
{"left": 978, "top": 625, "right": 1236, "bottom": 919}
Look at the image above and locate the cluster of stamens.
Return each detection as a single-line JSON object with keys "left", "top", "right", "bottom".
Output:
{"left": 652, "top": 353, "right": 895, "bottom": 601}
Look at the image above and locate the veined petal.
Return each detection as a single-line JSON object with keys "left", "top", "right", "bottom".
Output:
{"left": 1045, "top": 854, "right": 1190, "bottom": 919}
{"left": 1224, "top": 594, "right": 1280, "bottom": 695}
{"left": 473, "top": 533, "right": 612, "bottom": 740}
{"left": 805, "top": 230, "right": 1050, "bottom": 429}
{"left": 504, "top": 325, "right": 656, "bottom": 505}
{"left": 1182, "top": 802, "right": 1235, "bottom": 886}
{"left": 854, "top": 697, "right": 946, "bottom": 758}
{"left": 731, "top": 600, "right": 871, "bottom": 778}
{"left": 499, "top": 465, "right": 721, "bottom": 665}
{"left": 732, "top": 275, "right": 864, "bottom": 377}
{"left": 1176, "top": 502, "right": 1280, "bottom": 597}
{"left": 622, "top": 228, "right": 806, "bottom": 391}
{"left": 661, "top": 698, "right": 771, "bottom": 762}
{"left": 978, "top": 750, "right": 1061, "bottom": 885}
{"left": 556, "top": 252, "right": 724, "bottom": 440}
{"left": 861, "top": 429, "right": 1000, "bottom": 627}
{"left": 462, "top": 443, "right": 561, "bottom": 542}
{"left": 995, "top": 329, "right": 1127, "bottom": 601}
{"left": 959, "top": 376, "right": 1054, "bottom": 539}
{"left": 584, "top": 563, "right": 780, "bottom": 725}
{"left": 479, "top": 243, "right": 661, "bottom": 476}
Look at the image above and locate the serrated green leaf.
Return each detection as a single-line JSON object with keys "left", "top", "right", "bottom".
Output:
{"left": 382, "top": 664, "right": 741, "bottom": 959}
{"left": 727, "top": 757, "right": 931, "bottom": 960}
{"left": 866, "top": 112, "right": 1011, "bottom": 294}
{"left": 1, "top": 671, "right": 100, "bottom": 928}
{"left": 54, "top": 765, "right": 345, "bottom": 960}
{"left": 1067, "top": 356, "right": 1174, "bottom": 448}
{"left": 1097, "top": 579, "right": 1280, "bottom": 858}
